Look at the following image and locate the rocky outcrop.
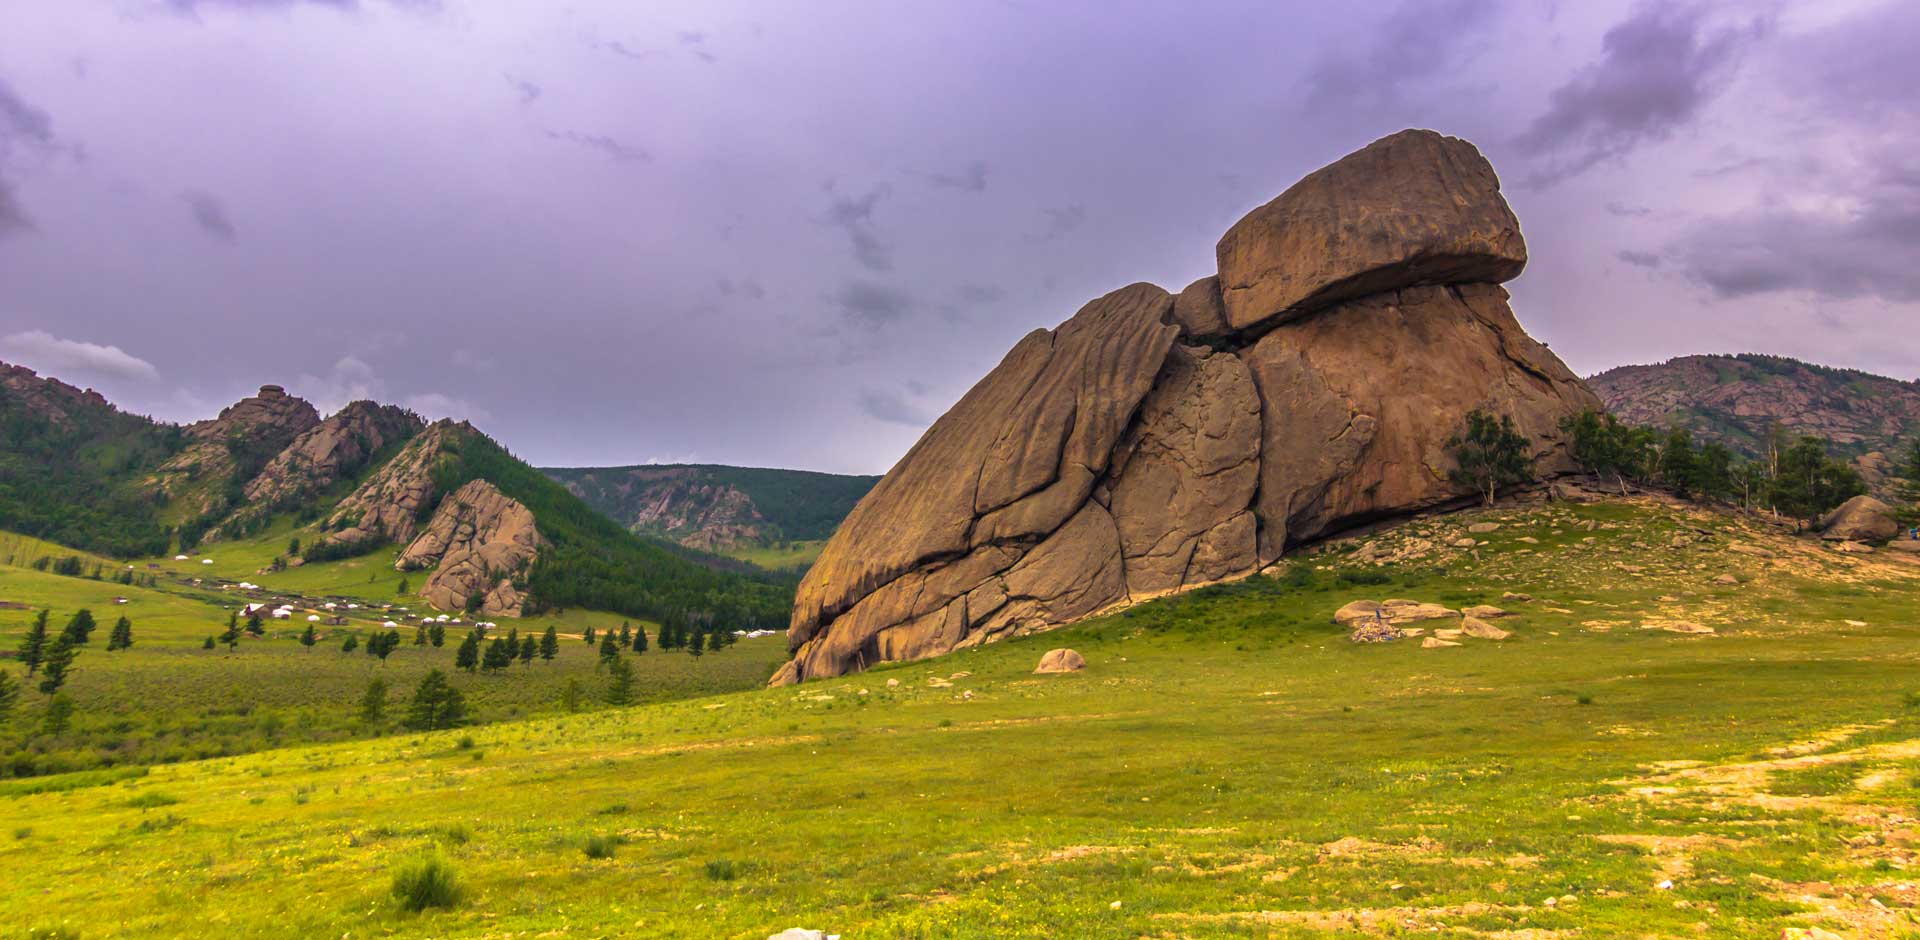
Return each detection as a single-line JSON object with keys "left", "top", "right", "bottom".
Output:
{"left": 0, "top": 361, "right": 118, "bottom": 426}
{"left": 775, "top": 129, "right": 1601, "bottom": 685}
{"left": 399, "top": 479, "right": 541, "bottom": 616}
{"left": 211, "top": 401, "right": 424, "bottom": 539}
{"left": 541, "top": 464, "right": 880, "bottom": 553}
{"left": 322, "top": 420, "right": 473, "bottom": 549}
{"left": 146, "top": 385, "right": 321, "bottom": 516}
{"left": 1819, "top": 495, "right": 1899, "bottom": 543}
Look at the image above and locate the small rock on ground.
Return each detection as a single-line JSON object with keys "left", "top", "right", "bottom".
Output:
{"left": 1034, "top": 648, "right": 1087, "bottom": 674}
{"left": 1422, "top": 636, "right": 1461, "bottom": 648}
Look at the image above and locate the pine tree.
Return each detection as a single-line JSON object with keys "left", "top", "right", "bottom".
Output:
{"left": 107, "top": 616, "right": 133, "bottom": 651}
{"left": 539, "top": 625, "right": 558, "bottom": 662}
{"left": 41, "top": 693, "right": 73, "bottom": 735}
{"left": 339, "top": 633, "right": 358, "bottom": 653}
{"left": 598, "top": 629, "right": 618, "bottom": 665}
{"left": 374, "top": 630, "right": 401, "bottom": 663}
{"left": 583, "top": 625, "right": 596, "bottom": 645}
{"left": 1770, "top": 436, "right": 1867, "bottom": 527}
{"left": 604, "top": 654, "right": 634, "bottom": 706}
{"left": 429, "top": 623, "right": 446, "bottom": 648}
{"left": 688, "top": 630, "right": 705, "bottom": 657}
{"left": 202, "top": 635, "right": 215, "bottom": 650}
{"left": 517, "top": 634, "right": 535, "bottom": 664}
{"left": 454, "top": 631, "right": 480, "bottom": 672}
{"left": 619, "top": 622, "right": 632, "bottom": 648}
{"left": 560, "top": 677, "right": 583, "bottom": 713}
{"left": 38, "top": 635, "right": 77, "bottom": 694}
{"left": 481, "top": 637, "right": 512, "bottom": 672}
{"left": 220, "top": 616, "right": 241, "bottom": 652}
{"left": 1657, "top": 427, "right": 1698, "bottom": 498}
{"left": 404, "top": 669, "right": 466, "bottom": 731}
{"left": 1447, "top": 410, "right": 1534, "bottom": 506}
{"left": 414, "top": 624, "right": 427, "bottom": 646}
{"left": 360, "top": 677, "right": 388, "bottom": 725}
{"left": 632, "top": 625, "right": 648, "bottom": 655}
{"left": 61, "top": 609, "right": 97, "bottom": 645}
{"left": 506, "top": 627, "right": 519, "bottom": 651}
{"left": 17, "top": 609, "right": 49, "bottom": 675}
{"left": 246, "top": 611, "right": 264, "bottom": 637}
{"left": 300, "top": 623, "right": 317, "bottom": 651}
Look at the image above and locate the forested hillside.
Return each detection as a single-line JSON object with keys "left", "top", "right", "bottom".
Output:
{"left": 541, "top": 463, "right": 878, "bottom": 552}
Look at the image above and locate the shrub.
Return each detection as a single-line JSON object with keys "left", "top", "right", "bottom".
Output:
{"left": 582, "top": 834, "right": 618, "bottom": 859}
{"left": 390, "top": 851, "right": 462, "bottom": 913}
{"left": 704, "top": 858, "right": 740, "bottom": 881}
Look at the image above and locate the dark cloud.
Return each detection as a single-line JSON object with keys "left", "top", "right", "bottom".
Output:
{"left": 1673, "top": 160, "right": 1920, "bottom": 303}
{"left": 822, "top": 185, "right": 893, "bottom": 272}
{"left": 715, "top": 276, "right": 766, "bottom": 301}
{"left": 182, "top": 190, "right": 237, "bottom": 241}
{"left": 1615, "top": 249, "right": 1661, "bottom": 268}
{"left": 855, "top": 386, "right": 928, "bottom": 427}
{"left": 546, "top": 130, "right": 650, "bottom": 163}
{"left": 1303, "top": 0, "right": 1502, "bottom": 116}
{"left": 677, "top": 31, "right": 716, "bottom": 64}
{"left": 1515, "top": 6, "right": 1769, "bottom": 187}
{"left": 0, "top": 77, "right": 55, "bottom": 237}
{"left": 926, "top": 160, "right": 989, "bottom": 193}
{"left": 835, "top": 280, "right": 914, "bottom": 326}
{"left": 506, "top": 75, "right": 542, "bottom": 105}
{"left": 1032, "top": 204, "right": 1085, "bottom": 242}
{"left": 954, "top": 284, "right": 1005, "bottom": 305}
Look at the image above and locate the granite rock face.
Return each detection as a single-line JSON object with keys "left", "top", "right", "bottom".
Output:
{"left": 399, "top": 479, "right": 541, "bottom": 617}
{"left": 776, "top": 129, "right": 1600, "bottom": 685}
{"left": 1819, "top": 495, "right": 1899, "bottom": 543}
{"left": 146, "top": 385, "right": 322, "bottom": 515}
{"left": 213, "top": 401, "right": 424, "bottom": 538}
{"left": 322, "top": 420, "right": 475, "bottom": 551}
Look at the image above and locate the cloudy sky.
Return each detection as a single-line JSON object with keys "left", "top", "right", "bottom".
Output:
{"left": 0, "top": 0, "right": 1914, "bottom": 473}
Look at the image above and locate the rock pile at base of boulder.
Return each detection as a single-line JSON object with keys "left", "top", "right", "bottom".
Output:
{"left": 775, "top": 129, "right": 1600, "bottom": 685}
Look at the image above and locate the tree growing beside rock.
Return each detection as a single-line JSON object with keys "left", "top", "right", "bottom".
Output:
{"left": 1770, "top": 437, "right": 1867, "bottom": 528}
{"left": 1447, "top": 410, "right": 1534, "bottom": 506}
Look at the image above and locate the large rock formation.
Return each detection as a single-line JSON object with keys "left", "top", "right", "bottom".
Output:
{"left": 322, "top": 420, "right": 474, "bottom": 550}
{"left": 399, "top": 479, "right": 541, "bottom": 616}
{"left": 146, "top": 385, "right": 321, "bottom": 515}
{"left": 776, "top": 129, "right": 1600, "bottom": 685}
{"left": 1820, "top": 495, "right": 1899, "bottom": 543}
{"left": 212, "top": 401, "right": 424, "bottom": 538}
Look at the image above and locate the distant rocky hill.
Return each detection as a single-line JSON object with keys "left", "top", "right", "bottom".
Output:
{"left": 540, "top": 464, "right": 879, "bottom": 552}
{"left": 1589, "top": 354, "right": 1920, "bottom": 491}
{"left": 0, "top": 365, "right": 791, "bottom": 627}
{"left": 777, "top": 129, "right": 1601, "bottom": 684}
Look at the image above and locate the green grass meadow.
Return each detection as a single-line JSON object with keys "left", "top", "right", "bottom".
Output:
{"left": 1, "top": 499, "right": 1918, "bottom": 937}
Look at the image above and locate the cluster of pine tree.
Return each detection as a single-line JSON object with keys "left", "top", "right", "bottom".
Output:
{"left": 13, "top": 608, "right": 126, "bottom": 697}
{"left": 1560, "top": 410, "right": 1869, "bottom": 525}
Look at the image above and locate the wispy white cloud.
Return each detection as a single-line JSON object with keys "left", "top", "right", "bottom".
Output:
{"left": 1, "top": 329, "right": 159, "bottom": 380}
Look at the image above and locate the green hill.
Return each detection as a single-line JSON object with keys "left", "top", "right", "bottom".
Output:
{"left": 541, "top": 463, "right": 879, "bottom": 555}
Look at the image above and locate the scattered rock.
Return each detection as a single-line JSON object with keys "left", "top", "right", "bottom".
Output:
{"left": 1462, "top": 605, "right": 1508, "bottom": 619}
{"left": 1830, "top": 540, "right": 1874, "bottom": 554}
{"left": 1421, "top": 636, "right": 1461, "bottom": 649}
{"left": 1335, "top": 599, "right": 1460, "bottom": 627}
{"left": 1348, "top": 620, "right": 1400, "bottom": 644}
{"left": 1887, "top": 539, "right": 1920, "bottom": 554}
{"left": 1467, "top": 522, "right": 1501, "bottom": 534}
{"left": 1033, "top": 648, "right": 1087, "bottom": 674}
{"left": 1651, "top": 621, "right": 1715, "bottom": 635}
{"left": 885, "top": 678, "right": 899, "bottom": 688}
{"left": 1711, "top": 573, "right": 1740, "bottom": 585}
{"left": 1460, "top": 617, "right": 1510, "bottom": 640}
{"left": 1451, "top": 537, "right": 1480, "bottom": 548}
{"left": 1501, "top": 592, "right": 1533, "bottom": 603}
{"left": 767, "top": 930, "right": 835, "bottom": 940}
{"left": 1819, "top": 494, "right": 1899, "bottom": 543}
{"left": 1727, "top": 543, "right": 1776, "bottom": 559}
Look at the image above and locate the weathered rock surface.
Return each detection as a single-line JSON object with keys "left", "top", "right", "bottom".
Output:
{"left": 146, "top": 385, "right": 321, "bottom": 515}
{"left": 1033, "top": 648, "right": 1087, "bottom": 674}
{"left": 213, "top": 401, "right": 424, "bottom": 539}
{"left": 400, "top": 479, "right": 541, "bottom": 617}
{"left": 1819, "top": 495, "right": 1899, "bottom": 543}
{"left": 323, "top": 420, "right": 474, "bottom": 550}
{"left": 1215, "top": 129, "right": 1526, "bottom": 334}
{"left": 0, "top": 361, "right": 117, "bottom": 426}
{"left": 777, "top": 129, "right": 1599, "bottom": 684}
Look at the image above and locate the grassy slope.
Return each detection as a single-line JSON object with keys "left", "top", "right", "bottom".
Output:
{"left": 721, "top": 538, "right": 829, "bottom": 570}
{"left": 2, "top": 526, "right": 785, "bottom": 773}
{"left": 3, "top": 498, "right": 1918, "bottom": 937}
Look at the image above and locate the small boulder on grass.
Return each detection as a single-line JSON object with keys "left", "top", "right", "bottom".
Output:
{"left": 1461, "top": 617, "right": 1510, "bottom": 640}
{"left": 1034, "top": 649, "right": 1086, "bottom": 674}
